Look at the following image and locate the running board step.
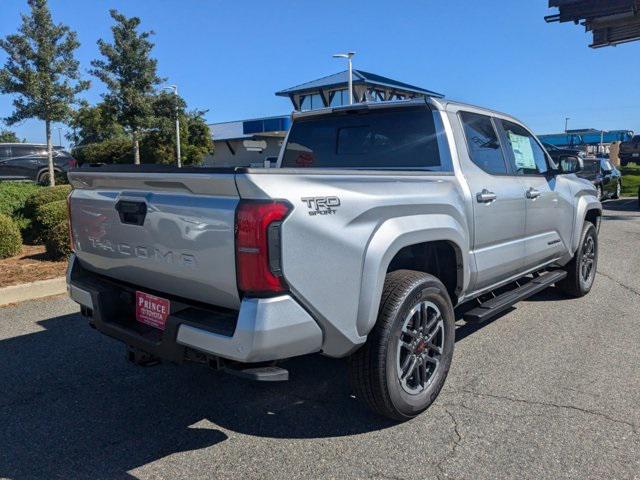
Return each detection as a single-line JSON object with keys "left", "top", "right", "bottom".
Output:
{"left": 463, "top": 270, "right": 567, "bottom": 323}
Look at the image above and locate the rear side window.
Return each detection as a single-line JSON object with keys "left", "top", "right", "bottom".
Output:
{"left": 281, "top": 107, "right": 451, "bottom": 171}
{"left": 499, "top": 120, "right": 550, "bottom": 175}
{"left": 12, "top": 145, "right": 44, "bottom": 157}
{"left": 459, "top": 112, "right": 508, "bottom": 175}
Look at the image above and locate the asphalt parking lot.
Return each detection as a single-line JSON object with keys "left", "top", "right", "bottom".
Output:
{"left": 1, "top": 198, "right": 639, "bottom": 480}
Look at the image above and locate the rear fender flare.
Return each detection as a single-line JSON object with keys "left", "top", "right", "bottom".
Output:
{"left": 356, "top": 214, "right": 469, "bottom": 337}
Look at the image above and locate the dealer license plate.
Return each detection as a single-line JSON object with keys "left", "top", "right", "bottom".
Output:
{"left": 135, "top": 291, "right": 170, "bottom": 330}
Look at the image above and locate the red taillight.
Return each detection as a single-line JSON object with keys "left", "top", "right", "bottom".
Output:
{"left": 67, "top": 191, "right": 75, "bottom": 252}
{"left": 235, "top": 200, "right": 291, "bottom": 296}
{"left": 68, "top": 158, "right": 77, "bottom": 169}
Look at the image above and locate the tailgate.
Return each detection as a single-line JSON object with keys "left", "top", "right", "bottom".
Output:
{"left": 68, "top": 168, "right": 241, "bottom": 309}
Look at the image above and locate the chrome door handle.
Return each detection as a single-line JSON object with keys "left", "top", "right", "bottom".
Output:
{"left": 476, "top": 189, "right": 497, "bottom": 203}
{"left": 526, "top": 188, "right": 541, "bottom": 199}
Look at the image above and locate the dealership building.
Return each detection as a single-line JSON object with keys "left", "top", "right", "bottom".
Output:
{"left": 204, "top": 70, "right": 443, "bottom": 167}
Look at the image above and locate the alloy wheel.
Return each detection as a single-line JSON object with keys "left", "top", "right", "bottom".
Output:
{"left": 580, "top": 236, "right": 596, "bottom": 284}
{"left": 396, "top": 300, "right": 444, "bottom": 395}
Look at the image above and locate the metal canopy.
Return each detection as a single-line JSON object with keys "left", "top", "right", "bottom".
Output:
{"left": 275, "top": 69, "right": 443, "bottom": 111}
{"left": 546, "top": 0, "right": 640, "bottom": 48}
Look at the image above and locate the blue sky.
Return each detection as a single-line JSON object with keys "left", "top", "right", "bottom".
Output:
{"left": 1, "top": 0, "right": 639, "bottom": 145}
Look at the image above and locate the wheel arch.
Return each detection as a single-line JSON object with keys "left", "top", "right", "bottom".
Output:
{"left": 356, "top": 214, "right": 469, "bottom": 338}
{"left": 37, "top": 166, "right": 63, "bottom": 183}
{"left": 572, "top": 196, "right": 602, "bottom": 253}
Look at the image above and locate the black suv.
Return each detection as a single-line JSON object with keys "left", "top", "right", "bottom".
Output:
{"left": 0, "top": 143, "right": 77, "bottom": 184}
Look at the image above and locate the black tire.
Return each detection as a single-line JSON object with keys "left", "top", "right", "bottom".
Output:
{"left": 37, "top": 169, "right": 66, "bottom": 186}
{"left": 612, "top": 181, "right": 621, "bottom": 200}
{"left": 37, "top": 170, "right": 51, "bottom": 185}
{"left": 557, "top": 222, "right": 598, "bottom": 298}
{"left": 348, "top": 270, "right": 455, "bottom": 421}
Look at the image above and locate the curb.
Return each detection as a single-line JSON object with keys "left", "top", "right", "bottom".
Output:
{"left": 0, "top": 276, "right": 67, "bottom": 307}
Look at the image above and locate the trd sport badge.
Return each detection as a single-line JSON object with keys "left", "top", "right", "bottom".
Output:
{"left": 301, "top": 196, "right": 341, "bottom": 216}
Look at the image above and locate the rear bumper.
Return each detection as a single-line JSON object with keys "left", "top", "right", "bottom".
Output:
{"left": 66, "top": 254, "right": 323, "bottom": 363}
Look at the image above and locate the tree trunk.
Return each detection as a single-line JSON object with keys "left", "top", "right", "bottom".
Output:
{"left": 133, "top": 130, "right": 140, "bottom": 165}
{"left": 45, "top": 120, "right": 55, "bottom": 187}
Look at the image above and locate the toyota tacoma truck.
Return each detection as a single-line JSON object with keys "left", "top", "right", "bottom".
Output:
{"left": 66, "top": 98, "right": 601, "bottom": 421}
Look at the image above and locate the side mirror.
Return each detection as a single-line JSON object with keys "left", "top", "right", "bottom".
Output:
{"left": 559, "top": 155, "right": 583, "bottom": 174}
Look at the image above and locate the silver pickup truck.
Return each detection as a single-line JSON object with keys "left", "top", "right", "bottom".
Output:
{"left": 66, "top": 98, "right": 601, "bottom": 420}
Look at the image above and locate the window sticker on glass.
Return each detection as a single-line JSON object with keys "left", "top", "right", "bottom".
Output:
{"left": 508, "top": 132, "right": 536, "bottom": 171}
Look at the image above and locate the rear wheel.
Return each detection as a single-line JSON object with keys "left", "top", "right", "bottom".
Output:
{"left": 38, "top": 169, "right": 67, "bottom": 185}
{"left": 348, "top": 270, "right": 455, "bottom": 421}
{"left": 557, "top": 222, "right": 598, "bottom": 298}
{"left": 37, "top": 170, "right": 51, "bottom": 185}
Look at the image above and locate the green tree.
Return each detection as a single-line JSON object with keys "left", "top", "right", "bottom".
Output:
{"left": 67, "top": 101, "right": 125, "bottom": 146}
{"left": 69, "top": 94, "right": 213, "bottom": 166}
{"left": 0, "top": 129, "right": 22, "bottom": 142}
{"left": 140, "top": 92, "right": 213, "bottom": 165}
{"left": 90, "top": 10, "right": 163, "bottom": 164}
{"left": 0, "top": 0, "right": 88, "bottom": 186}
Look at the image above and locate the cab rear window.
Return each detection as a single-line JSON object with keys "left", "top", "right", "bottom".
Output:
{"left": 281, "top": 107, "right": 451, "bottom": 171}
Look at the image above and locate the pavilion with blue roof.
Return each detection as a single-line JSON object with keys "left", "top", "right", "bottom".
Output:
{"left": 276, "top": 69, "right": 443, "bottom": 111}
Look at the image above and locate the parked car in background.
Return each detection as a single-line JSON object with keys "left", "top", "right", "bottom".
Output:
{"left": 0, "top": 143, "right": 77, "bottom": 184}
{"left": 542, "top": 142, "right": 585, "bottom": 162}
{"left": 619, "top": 135, "right": 640, "bottom": 166}
{"left": 578, "top": 158, "right": 621, "bottom": 200}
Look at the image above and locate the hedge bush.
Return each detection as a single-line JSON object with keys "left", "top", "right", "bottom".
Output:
{"left": 0, "top": 182, "right": 42, "bottom": 240}
{"left": 33, "top": 200, "right": 67, "bottom": 232}
{"left": 0, "top": 181, "right": 41, "bottom": 217}
{"left": 0, "top": 213, "right": 22, "bottom": 259}
{"left": 45, "top": 221, "right": 71, "bottom": 260}
{"left": 33, "top": 200, "right": 68, "bottom": 244}
{"left": 23, "top": 185, "right": 71, "bottom": 220}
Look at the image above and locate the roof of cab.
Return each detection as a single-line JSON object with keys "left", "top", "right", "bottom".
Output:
{"left": 291, "top": 97, "right": 525, "bottom": 127}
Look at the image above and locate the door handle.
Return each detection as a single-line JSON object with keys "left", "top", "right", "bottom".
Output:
{"left": 526, "top": 187, "right": 541, "bottom": 199}
{"left": 476, "top": 189, "right": 497, "bottom": 203}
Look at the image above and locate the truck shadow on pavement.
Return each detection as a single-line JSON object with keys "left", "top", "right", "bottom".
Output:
{"left": 0, "top": 299, "right": 530, "bottom": 479}
{"left": 0, "top": 311, "right": 393, "bottom": 479}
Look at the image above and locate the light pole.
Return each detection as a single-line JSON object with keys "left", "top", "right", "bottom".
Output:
{"left": 56, "top": 127, "right": 62, "bottom": 147}
{"left": 564, "top": 117, "right": 570, "bottom": 133}
{"left": 333, "top": 52, "right": 355, "bottom": 105}
{"left": 163, "top": 85, "right": 181, "bottom": 168}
